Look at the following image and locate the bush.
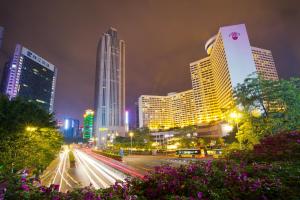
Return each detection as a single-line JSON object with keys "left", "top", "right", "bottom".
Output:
{"left": 227, "top": 131, "right": 300, "bottom": 162}
{"left": 4, "top": 160, "right": 300, "bottom": 199}
{"left": 92, "top": 150, "right": 122, "bottom": 161}
{"left": 69, "top": 151, "right": 75, "bottom": 168}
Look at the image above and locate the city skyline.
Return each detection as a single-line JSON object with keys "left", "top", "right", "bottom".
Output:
{"left": 0, "top": 0, "right": 299, "bottom": 126}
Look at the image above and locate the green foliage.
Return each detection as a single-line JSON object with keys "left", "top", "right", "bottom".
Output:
{"left": 226, "top": 75, "right": 300, "bottom": 150}
{"left": 114, "top": 129, "right": 152, "bottom": 149}
{"left": 92, "top": 149, "right": 122, "bottom": 161}
{"left": 69, "top": 150, "right": 75, "bottom": 167}
{"left": 0, "top": 96, "right": 63, "bottom": 178}
{"left": 233, "top": 75, "right": 300, "bottom": 136}
{"left": 227, "top": 131, "right": 300, "bottom": 163}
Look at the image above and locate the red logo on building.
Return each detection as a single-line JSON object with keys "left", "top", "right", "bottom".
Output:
{"left": 229, "top": 32, "right": 240, "bottom": 40}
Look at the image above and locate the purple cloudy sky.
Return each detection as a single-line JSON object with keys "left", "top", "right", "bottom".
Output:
{"left": 0, "top": 0, "right": 299, "bottom": 126}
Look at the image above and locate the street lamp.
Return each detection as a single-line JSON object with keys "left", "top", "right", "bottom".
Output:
{"left": 26, "top": 126, "right": 37, "bottom": 132}
{"left": 129, "top": 132, "right": 134, "bottom": 154}
{"left": 230, "top": 111, "right": 242, "bottom": 130}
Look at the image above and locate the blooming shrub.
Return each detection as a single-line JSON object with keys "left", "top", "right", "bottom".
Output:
{"left": 3, "top": 131, "right": 300, "bottom": 199}
{"left": 227, "top": 131, "right": 300, "bottom": 162}
{"left": 4, "top": 160, "right": 300, "bottom": 200}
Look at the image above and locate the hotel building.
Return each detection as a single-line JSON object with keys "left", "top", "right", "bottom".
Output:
{"left": 139, "top": 24, "right": 279, "bottom": 131}
{"left": 169, "top": 90, "right": 196, "bottom": 128}
{"left": 94, "top": 28, "right": 126, "bottom": 146}
{"left": 138, "top": 95, "right": 172, "bottom": 130}
{"left": 190, "top": 58, "right": 222, "bottom": 124}
{"left": 252, "top": 47, "right": 279, "bottom": 80}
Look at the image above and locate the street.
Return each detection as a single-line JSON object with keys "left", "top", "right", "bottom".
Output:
{"left": 40, "top": 146, "right": 212, "bottom": 192}
{"left": 41, "top": 146, "right": 129, "bottom": 192}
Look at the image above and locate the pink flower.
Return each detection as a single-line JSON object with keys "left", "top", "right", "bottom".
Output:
{"left": 21, "top": 184, "right": 30, "bottom": 191}
{"left": 197, "top": 192, "right": 203, "bottom": 199}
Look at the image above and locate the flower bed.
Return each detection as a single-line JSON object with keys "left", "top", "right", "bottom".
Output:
{"left": 92, "top": 149, "right": 122, "bottom": 161}
{"left": 4, "top": 160, "right": 300, "bottom": 199}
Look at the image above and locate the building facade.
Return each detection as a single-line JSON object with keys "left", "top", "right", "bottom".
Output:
{"left": 83, "top": 109, "right": 94, "bottom": 140}
{"left": 190, "top": 57, "right": 222, "bottom": 124}
{"left": 138, "top": 24, "right": 279, "bottom": 131}
{"left": 138, "top": 95, "right": 172, "bottom": 130}
{"left": 138, "top": 90, "right": 196, "bottom": 131}
{"left": 168, "top": 90, "right": 196, "bottom": 128}
{"left": 62, "top": 118, "right": 80, "bottom": 141}
{"left": 94, "top": 28, "right": 125, "bottom": 146}
{"left": 252, "top": 47, "right": 279, "bottom": 80}
{"left": 1, "top": 44, "right": 57, "bottom": 112}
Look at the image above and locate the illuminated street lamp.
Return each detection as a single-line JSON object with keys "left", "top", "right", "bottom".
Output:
{"left": 223, "top": 124, "right": 233, "bottom": 133}
{"left": 230, "top": 111, "right": 242, "bottom": 130}
{"left": 26, "top": 126, "right": 37, "bottom": 132}
{"left": 129, "top": 132, "right": 134, "bottom": 154}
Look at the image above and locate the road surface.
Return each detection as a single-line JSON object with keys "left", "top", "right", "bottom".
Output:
{"left": 41, "top": 146, "right": 129, "bottom": 192}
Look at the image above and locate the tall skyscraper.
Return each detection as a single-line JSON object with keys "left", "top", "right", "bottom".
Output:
{"left": 1, "top": 44, "right": 57, "bottom": 112}
{"left": 139, "top": 24, "right": 279, "bottom": 130}
{"left": 83, "top": 109, "right": 94, "bottom": 140}
{"left": 94, "top": 28, "right": 125, "bottom": 146}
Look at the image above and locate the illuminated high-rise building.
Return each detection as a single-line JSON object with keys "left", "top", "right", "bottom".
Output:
{"left": 1, "top": 44, "right": 57, "bottom": 112}
{"left": 168, "top": 90, "right": 196, "bottom": 128}
{"left": 138, "top": 95, "right": 172, "bottom": 130}
{"left": 63, "top": 118, "right": 80, "bottom": 140}
{"left": 139, "top": 24, "right": 279, "bottom": 130}
{"left": 138, "top": 90, "right": 196, "bottom": 131}
{"left": 94, "top": 28, "right": 125, "bottom": 146}
{"left": 190, "top": 58, "right": 222, "bottom": 124}
{"left": 209, "top": 24, "right": 258, "bottom": 111}
{"left": 83, "top": 109, "right": 94, "bottom": 139}
{"left": 252, "top": 47, "right": 279, "bottom": 80}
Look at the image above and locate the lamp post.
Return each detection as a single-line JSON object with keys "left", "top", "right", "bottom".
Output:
{"left": 129, "top": 132, "right": 134, "bottom": 154}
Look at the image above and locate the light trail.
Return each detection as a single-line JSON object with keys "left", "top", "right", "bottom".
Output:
{"left": 51, "top": 150, "right": 65, "bottom": 186}
{"left": 83, "top": 149, "right": 144, "bottom": 179}
{"left": 73, "top": 150, "right": 101, "bottom": 189}
{"left": 76, "top": 150, "right": 126, "bottom": 182}
{"left": 58, "top": 148, "right": 72, "bottom": 191}
{"left": 50, "top": 146, "right": 72, "bottom": 192}
{"left": 75, "top": 150, "right": 109, "bottom": 188}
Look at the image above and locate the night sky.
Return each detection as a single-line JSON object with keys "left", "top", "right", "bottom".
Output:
{"left": 0, "top": 0, "right": 299, "bottom": 126}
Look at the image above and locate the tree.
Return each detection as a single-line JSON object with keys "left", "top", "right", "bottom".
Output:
{"left": 0, "top": 96, "right": 63, "bottom": 178}
{"left": 225, "top": 75, "right": 300, "bottom": 150}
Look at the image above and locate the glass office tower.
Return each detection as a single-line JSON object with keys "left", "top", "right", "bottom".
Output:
{"left": 1, "top": 44, "right": 57, "bottom": 112}
{"left": 94, "top": 28, "right": 125, "bottom": 147}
